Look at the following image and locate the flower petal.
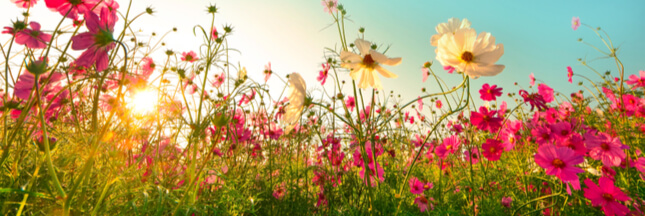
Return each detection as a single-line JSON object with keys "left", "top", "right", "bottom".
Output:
{"left": 369, "top": 50, "right": 401, "bottom": 66}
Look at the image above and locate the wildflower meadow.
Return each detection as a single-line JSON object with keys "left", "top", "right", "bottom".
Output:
{"left": 1, "top": 0, "right": 645, "bottom": 215}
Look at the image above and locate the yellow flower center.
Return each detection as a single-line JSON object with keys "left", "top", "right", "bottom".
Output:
{"left": 461, "top": 51, "right": 474, "bottom": 63}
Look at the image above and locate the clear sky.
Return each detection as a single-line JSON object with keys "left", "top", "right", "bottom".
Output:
{"left": 2, "top": 0, "right": 644, "bottom": 106}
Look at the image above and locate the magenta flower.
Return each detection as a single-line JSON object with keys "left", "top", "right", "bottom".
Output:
{"left": 71, "top": 8, "right": 117, "bottom": 72}
{"left": 529, "top": 72, "right": 535, "bottom": 86}
{"left": 482, "top": 139, "right": 503, "bottom": 161}
{"left": 317, "top": 63, "right": 330, "bottom": 85}
{"left": 470, "top": 106, "right": 503, "bottom": 133}
{"left": 519, "top": 89, "right": 548, "bottom": 111}
{"left": 571, "top": 17, "right": 580, "bottom": 31}
{"left": 140, "top": 57, "right": 155, "bottom": 78}
{"left": 534, "top": 144, "right": 584, "bottom": 183}
{"left": 435, "top": 135, "right": 460, "bottom": 159}
{"left": 181, "top": 51, "right": 199, "bottom": 63}
{"left": 417, "top": 96, "right": 423, "bottom": 111}
{"left": 11, "top": 0, "right": 38, "bottom": 8}
{"left": 479, "top": 83, "right": 502, "bottom": 101}
{"left": 501, "top": 197, "right": 512, "bottom": 208}
{"left": 585, "top": 132, "right": 628, "bottom": 167}
{"left": 409, "top": 177, "right": 425, "bottom": 194}
{"left": 15, "top": 22, "right": 51, "bottom": 49}
{"left": 583, "top": 177, "right": 630, "bottom": 216}
{"left": 345, "top": 96, "right": 355, "bottom": 111}
{"left": 211, "top": 73, "right": 226, "bottom": 88}
{"left": 211, "top": 27, "right": 218, "bottom": 40}
{"left": 272, "top": 182, "right": 287, "bottom": 200}
{"left": 464, "top": 147, "right": 480, "bottom": 164}
{"left": 626, "top": 70, "right": 645, "bottom": 87}
{"left": 636, "top": 157, "right": 645, "bottom": 174}
{"left": 538, "top": 83, "right": 554, "bottom": 103}
{"left": 567, "top": 66, "right": 574, "bottom": 83}
{"left": 422, "top": 67, "right": 429, "bottom": 82}
{"left": 436, "top": 100, "right": 442, "bottom": 109}
{"left": 45, "top": 0, "right": 99, "bottom": 20}
{"left": 414, "top": 196, "right": 429, "bottom": 212}
{"left": 321, "top": 0, "right": 338, "bottom": 14}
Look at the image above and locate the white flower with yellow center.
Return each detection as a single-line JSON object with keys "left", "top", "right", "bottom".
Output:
{"left": 430, "top": 18, "right": 471, "bottom": 47}
{"left": 435, "top": 28, "right": 505, "bottom": 78}
{"left": 340, "top": 39, "right": 402, "bottom": 90}
{"left": 283, "top": 72, "right": 306, "bottom": 133}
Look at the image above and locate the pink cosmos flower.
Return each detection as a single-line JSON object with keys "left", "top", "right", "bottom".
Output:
{"left": 273, "top": 182, "right": 287, "bottom": 200}
{"left": 465, "top": 147, "right": 480, "bottom": 164}
{"left": 422, "top": 67, "right": 429, "bottom": 82}
{"left": 636, "top": 157, "right": 645, "bottom": 174}
{"left": 482, "top": 139, "right": 503, "bottom": 161}
{"left": 470, "top": 106, "right": 503, "bottom": 133}
{"left": 443, "top": 65, "right": 455, "bottom": 74}
{"left": 415, "top": 196, "right": 430, "bottom": 212}
{"left": 435, "top": 135, "right": 460, "bottom": 159}
{"left": 626, "top": 70, "right": 645, "bottom": 88}
{"left": 583, "top": 177, "right": 630, "bottom": 216}
{"left": 140, "top": 57, "right": 155, "bottom": 79}
{"left": 211, "top": 27, "right": 218, "bottom": 40}
{"left": 538, "top": 83, "right": 554, "bottom": 103}
{"left": 45, "top": 0, "right": 99, "bottom": 20}
{"left": 571, "top": 17, "right": 580, "bottom": 31}
{"left": 15, "top": 22, "right": 51, "bottom": 49}
{"left": 321, "top": 0, "right": 338, "bottom": 14}
{"left": 436, "top": 100, "right": 442, "bottom": 109}
{"left": 534, "top": 145, "right": 584, "bottom": 183}
{"left": 71, "top": 8, "right": 117, "bottom": 72}
{"left": 519, "top": 89, "right": 548, "bottom": 111}
{"left": 417, "top": 96, "right": 423, "bottom": 111}
{"left": 550, "top": 122, "right": 572, "bottom": 142}
{"left": 585, "top": 132, "right": 628, "bottom": 167}
{"left": 529, "top": 73, "right": 535, "bottom": 86}
{"left": 317, "top": 63, "right": 330, "bottom": 85}
{"left": 479, "top": 83, "right": 502, "bottom": 101}
{"left": 501, "top": 197, "right": 512, "bottom": 208}
{"left": 181, "top": 51, "right": 199, "bottom": 63}
{"left": 11, "top": 0, "right": 38, "bottom": 9}
{"left": 263, "top": 62, "right": 272, "bottom": 82}
{"left": 345, "top": 96, "right": 355, "bottom": 111}
{"left": 409, "top": 177, "right": 425, "bottom": 194}
{"left": 211, "top": 73, "right": 226, "bottom": 88}
{"left": 567, "top": 66, "right": 574, "bottom": 83}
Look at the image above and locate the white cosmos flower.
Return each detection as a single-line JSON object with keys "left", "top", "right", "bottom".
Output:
{"left": 283, "top": 72, "right": 306, "bottom": 133}
{"left": 340, "top": 39, "right": 402, "bottom": 90}
{"left": 435, "top": 28, "right": 505, "bottom": 78}
{"left": 430, "top": 18, "right": 471, "bottom": 46}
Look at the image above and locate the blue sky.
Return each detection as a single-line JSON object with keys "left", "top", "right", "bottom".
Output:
{"left": 1, "top": 0, "right": 644, "bottom": 107}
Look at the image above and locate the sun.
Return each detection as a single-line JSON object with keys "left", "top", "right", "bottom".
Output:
{"left": 129, "top": 89, "right": 158, "bottom": 115}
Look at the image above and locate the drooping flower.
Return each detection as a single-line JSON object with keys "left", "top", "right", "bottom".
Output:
{"left": 519, "top": 89, "right": 548, "bottom": 111}
{"left": 11, "top": 0, "right": 38, "bottom": 9}
{"left": 263, "top": 62, "right": 272, "bottom": 82}
{"left": 15, "top": 22, "right": 51, "bottom": 49}
{"left": 583, "top": 177, "right": 631, "bottom": 216}
{"left": 626, "top": 70, "right": 645, "bottom": 88}
{"left": 181, "top": 51, "right": 199, "bottom": 63}
{"left": 45, "top": 0, "right": 99, "bottom": 20}
{"left": 422, "top": 67, "right": 429, "bottom": 82}
{"left": 482, "top": 138, "right": 503, "bottom": 161}
{"left": 430, "top": 18, "right": 471, "bottom": 46}
{"left": 538, "top": 83, "right": 554, "bottom": 103}
{"left": 340, "top": 38, "right": 401, "bottom": 89}
{"left": 470, "top": 106, "right": 503, "bottom": 133}
{"left": 140, "top": 57, "right": 155, "bottom": 79}
{"left": 283, "top": 73, "right": 306, "bottom": 132}
{"left": 321, "top": 0, "right": 338, "bottom": 14}
{"left": 479, "top": 83, "right": 502, "bottom": 101}
{"left": 529, "top": 72, "right": 536, "bottom": 86}
{"left": 585, "top": 132, "right": 628, "bottom": 167}
{"left": 567, "top": 66, "right": 574, "bottom": 83}
{"left": 415, "top": 195, "right": 430, "bottom": 212}
{"left": 434, "top": 28, "right": 505, "bottom": 78}
{"left": 534, "top": 145, "right": 584, "bottom": 183}
{"left": 571, "top": 17, "right": 580, "bottom": 31}
{"left": 417, "top": 96, "right": 423, "bottom": 111}
{"left": 71, "top": 8, "right": 117, "bottom": 72}
{"left": 317, "top": 63, "right": 330, "bottom": 85}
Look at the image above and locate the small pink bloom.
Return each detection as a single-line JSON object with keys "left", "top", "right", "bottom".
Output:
{"left": 140, "top": 57, "right": 155, "bottom": 78}
{"left": 571, "top": 17, "right": 580, "bottom": 31}
{"left": 583, "top": 177, "right": 630, "bottom": 216}
{"left": 273, "top": 182, "right": 287, "bottom": 200}
{"left": 479, "top": 83, "right": 503, "bottom": 101}
{"left": 482, "top": 139, "right": 503, "bottom": 161}
{"left": 470, "top": 106, "right": 503, "bottom": 133}
{"left": 263, "top": 62, "right": 272, "bottom": 82}
{"left": 409, "top": 177, "right": 425, "bottom": 194}
{"left": 626, "top": 70, "right": 645, "bottom": 87}
{"left": 435, "top": 135, "right": 461, "bottom": 159}
{"left": 11, "top": 0, "right": 38, "bottom": 9}
{"left": 465, "top": 147, "right": 480, "bottom": 164}
{"left": 211, "top": 27, "right": 218, "bottom": 40}
{"left": 211, "top": 73, "right": 226, "bottom": 88}
{"left": 501, "top": 196, "right": 512, "bottom": 208}
{"left": 436, "top": 100, "right": 442, "bottom": 109}
{"left": 444, "top": 65, "right": 455, "bottom": 74}
{"left": 567, "top": 66, "right": 574, "bottom": 83}
{"left": 345, "top": 96, "right": 355, "bottom": 111}
{"left": 317, "top": 63, "right": 330, "bottom": 85}
{"left": 529, "top": 73, "right": 535, "bottom": 86}
{"left": 45, "top": 0, "right": 100, "bottom": 20}
{"left": 15, "top": 22, "right": 51, "bottom": 49}
{"left": 519, "top": 89, "right": 548, "bottom": 111}
{"left": 538, "top": 83, "right": 554, "bottom": 103}
{"left": 71, "top": 8, "right": 117, "bottom": 71}
{"left": 585, "top": 132, "right": 628, "bottom": 167}
{"left": 417, "top": 96, "right": 423, "bottom": 111}
{"left": 181, "top": 51, "right": 199, "bottom": 62}
{"left": 414, "top": 196, "right": 429, "bottom": 212}
{"left": 321, "top": 0, "right": 338, "bottom": 14}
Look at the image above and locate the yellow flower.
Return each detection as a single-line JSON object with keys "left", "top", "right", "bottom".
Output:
{"left": 435, "top": 28, "right": 505, "bottom": 78}
{"left": 283, "top": 72, "right": 306, "bottom": 133}
{"left": 340, "top": 39, "right": 402, "bottom": 89}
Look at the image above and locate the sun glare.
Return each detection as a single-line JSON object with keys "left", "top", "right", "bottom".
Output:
{"left": 130, "top": 89, "right": 158, "bottom": 115}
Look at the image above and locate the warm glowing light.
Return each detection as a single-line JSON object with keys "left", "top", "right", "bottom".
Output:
{"left": 130, "top": 89, "right": 158, "bottom": 114}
